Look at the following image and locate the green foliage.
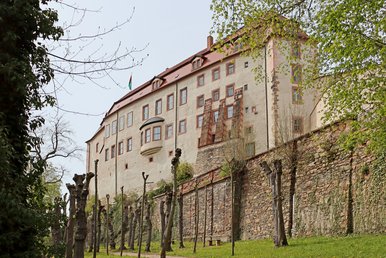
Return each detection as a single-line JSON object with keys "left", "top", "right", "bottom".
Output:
{"left": 0, "top": 0, "right": 62, "bottom": 256}
{"left": 220, "top": 162, "right": 231, "bottom": 177}
{"left": 176, "top": 161, "right": 194, "bottom": 184}
{"left": 148, "top": 179, "right": 173, "bottom": 199}
{"left": 210, "top": 0, "right": 386, "bottom": 164}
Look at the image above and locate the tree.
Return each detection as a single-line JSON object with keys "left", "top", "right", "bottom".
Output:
{"left": 160, "top": 148, "right": 182, "bottom": 258}
{"left": 211, "top": 0, "right": 386, "bottom": 167}
{"left": 0, "top": 0, "right": 62, "bottom": 256}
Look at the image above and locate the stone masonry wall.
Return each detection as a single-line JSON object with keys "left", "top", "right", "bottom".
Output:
{"left": 152, "top": 122, "right": 386, "bottom": 241}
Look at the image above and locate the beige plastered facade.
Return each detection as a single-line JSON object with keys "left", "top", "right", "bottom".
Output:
{"left": 86, "top": 36, "right": 323, "bottom": 198}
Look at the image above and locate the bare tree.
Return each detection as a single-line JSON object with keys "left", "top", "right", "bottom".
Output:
{"left": 73, "top": 172, "right": 95, "bottom": 258}
{"left": 160, "top": 148, "right": 182, "bottom": 258}
{"left": 260, "top": 160, "right": 288, "bottom": 247}
{"left": 65, "top": 184, "right": 76, "bottom": 258}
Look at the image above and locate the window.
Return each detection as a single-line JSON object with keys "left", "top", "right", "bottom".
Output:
{"left": 292, "top": 87, "right": 303, "bottom": 104}
{"left": 165, "top": 124, "right": 173, "bottom": 139}
{"left": 226, "top": 84, "right": 234, "bottom": 97}
{"left": 197, "top": 114, "right": 203, "bottom": 128}
{"left": 179, "top": 119, "right": 186, "bottom": 134}
{"left": 153, "top": 126, "right": 161, "bottom": 141}
{"left": 149, "top": 157, "right": 153, "bottom": 162}
{"left": 213, "top": 110, "right": 219, "bottom": 123}
{"left": 155, "top": 99, "right": 162, "bottom": 115}
{"left": 141, "top": 132, "right": 143, "bottom": 146}
{"left": 145, "top": 128, "right": 151, "bottom": 143}
{"left": 105, "top": 124, "right": 110, "bottom": 138}
{"left": 197, "top": 74, "right": 205, "bottom": 87}
{"left": 142, "top": 105, "right": 149, "bottom": 121}
{"left": 293, "top": 117, "right": 304, "bottom": 133}
{"left": 112, "top": 120, "right": 117, "bottom": 135}
{"left": 245, "top": 107, "right": 249, "bottom": 113}
{"left": 212, "top": 67, "right": 220, "bottom": 81}
{"left": 118, "top": 141, "right": 124, "bottom": 155}
{"left": 192, "top": 58, "right": 202, "bottom": 70}
{"left": 244, "top": 84, "right": 248, "bottom": 91}
{"left": 105, "top": 148, "right": 109, "bottom": 161}
{"left": 245, "top": 126, "right": 253, "bottom": 134}
{"left": 227, "top": 105, "right": 234, "bottom": 119}
{"left": 212, "top": 89, "right": 220, "bottom": 102}
{"left": 127, "top": 138, "right": 132, "bottom": 152}
{"left": 119, "top": 116, "right": 124, "bottom": 131}
{"left": 246, "top": 142, "right": 255, "bottom": 157}
{"left": 180, "top": 88, "right": 187, "bottom": 105}
{"left": 197, "top": 95, "right": 204, "bottom": 108}
{"left": 291, "top": 64, "right": 302, "bottom": 84}
{"left": 291, "top": 43, "right": 301, "bottom": 59}
{"left": 226, "top": 61, "right": 235, "bottom": 75}
{"left": 96, "top": 143, "right": 99, "bottom": 153}
{"left": 127, "top": 112, "right": 133, "bottom": 127}
{"left": 244, "top": 61, "right": 249, "bottom": 68}
{"left": 167, "top": 94, "right": 174, "bottom": 110}
{"left": 152, "top": 80, "right": 162, "bottom": 90}
{"left": 111, "top": 145, "right": 116, "bottom": 158}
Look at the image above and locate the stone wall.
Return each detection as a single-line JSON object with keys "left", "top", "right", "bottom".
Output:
{"left": 152, "top": 122, "right": 385, "bottom": 241}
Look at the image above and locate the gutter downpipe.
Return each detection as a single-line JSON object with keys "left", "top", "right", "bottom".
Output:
{"left": 174, "top": 82, "right": 178, "bottom": 150}
{"left": 114, "top": 112, "right": 119, "bottom": 197}
{"left": 264, "top": 45, "right": 270, "bottom": 150}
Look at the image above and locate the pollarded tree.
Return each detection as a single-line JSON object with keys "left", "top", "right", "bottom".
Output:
{"left": 210, "top": 0, "right": 386, "bottom": 169}
{"left": 0, "top": 0, "right": 63, "bottom": 256}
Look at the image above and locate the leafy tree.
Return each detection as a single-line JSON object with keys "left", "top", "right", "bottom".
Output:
{"left": 0, "top": 0, "right": 62, "bottom": 256}
{"left": 211, "top": 0, "right": 385, "bottom": 167}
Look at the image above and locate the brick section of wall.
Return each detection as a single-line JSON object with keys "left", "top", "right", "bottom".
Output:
{"left": 153, "top": 122, "right": 386, "bottom": 241}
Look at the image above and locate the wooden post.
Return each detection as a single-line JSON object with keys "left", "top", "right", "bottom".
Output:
{"left": 138, "top": 172, "right": 149, "bottom": 258}
{"left": 93, "top": 159, "right": 98, "bottom": 258}
{"left": 106, "top": 194, "right": 110, "bottom": 255}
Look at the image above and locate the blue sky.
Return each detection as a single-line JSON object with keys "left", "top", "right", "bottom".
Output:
{"left": 46, "top": 0, "right": 213, "bottom": 191}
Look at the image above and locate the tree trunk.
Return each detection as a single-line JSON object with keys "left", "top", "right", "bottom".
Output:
{"left": 163, "top": 191, "right": 172, "bottom": 250}
{"left": 97, "top": 201, "right": 103, "bottom": 252}
{"left": 260, "top": 160, "right": 288, "bottom": 247}
{"left": 127, "top": 206, "right": 134, "bottom": 249}
{"left": 287, "top": 141, "right": 297, "bottom": 238}
{"left": 210, "top": 179, "right": 214, "bottom": 246}
{"left": 138, "top": 172, "right": 149, "bottom": 258}
{"left": 145, "top": 201, "right": 152, "bottom": 252}
{"left": 65, "top": 184, "right": 76, "bottom": 258}
{"left": 274, "top": 160, "right": 288, "bottom": 247}
{"left": 88, "top": 211, "right": 94, "bottom": 252}
{"left": 177, "top": 192, "right": 185, "bottom": 248}
{"left": 129, "top": 206, "right": 140, "bottom": 250}
{"left": 193, "top": 181, "right": 199, "bottom": 254}
{"left": 346, "top": 150, "right": 354, "bottom": 235}
{"left": 159, "top": 200, "right": 165, "bottom": 248}
{"left": 73, "top": 172, "right": 95, "bottom": 258}
{"left": 52, "top": 197, "right": 63, "bottom": 252}
{"left": 160, "top": 148, "right": 181, "bottom": 258}
{"left": 108, "top": 211, "right": 116, "bottom": 250}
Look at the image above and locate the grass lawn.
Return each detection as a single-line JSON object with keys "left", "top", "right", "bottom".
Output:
{"left": 85, "top": 234, "right": 386, "bottom": 258}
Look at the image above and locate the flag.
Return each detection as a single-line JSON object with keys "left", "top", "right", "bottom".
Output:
{"left": 128, "top": 74, "right": 132, "bottom": 90}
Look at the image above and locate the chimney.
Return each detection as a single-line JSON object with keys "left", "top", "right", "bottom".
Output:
{"left": 207, "top": 35, "right": 213, "bottom": 49}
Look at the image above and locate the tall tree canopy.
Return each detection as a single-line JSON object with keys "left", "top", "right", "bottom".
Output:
{"left": 211, "top": 0, "right": 385, "bottom": 165}
{"left": 0, "top": 0, "right": 62, "bottom": 256}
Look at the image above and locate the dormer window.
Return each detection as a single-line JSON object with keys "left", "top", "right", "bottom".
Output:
{"left": 152, "top": 77, "right": 164, "bottom": 91}
{"left": 191, "top": 56, "right": 203, "bottom": 70}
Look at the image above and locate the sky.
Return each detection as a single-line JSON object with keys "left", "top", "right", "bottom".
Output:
{"left": 45, "top": 0, "right": 213, "bottom": 192}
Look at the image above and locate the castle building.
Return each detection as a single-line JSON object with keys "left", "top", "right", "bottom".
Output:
{"left": 86, "top": 35, "right": 322, "bottom": 197}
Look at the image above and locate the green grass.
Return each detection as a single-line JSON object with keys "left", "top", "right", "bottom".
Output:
{"left": 85, "top": 234, "right": 386, "bottom": 257}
